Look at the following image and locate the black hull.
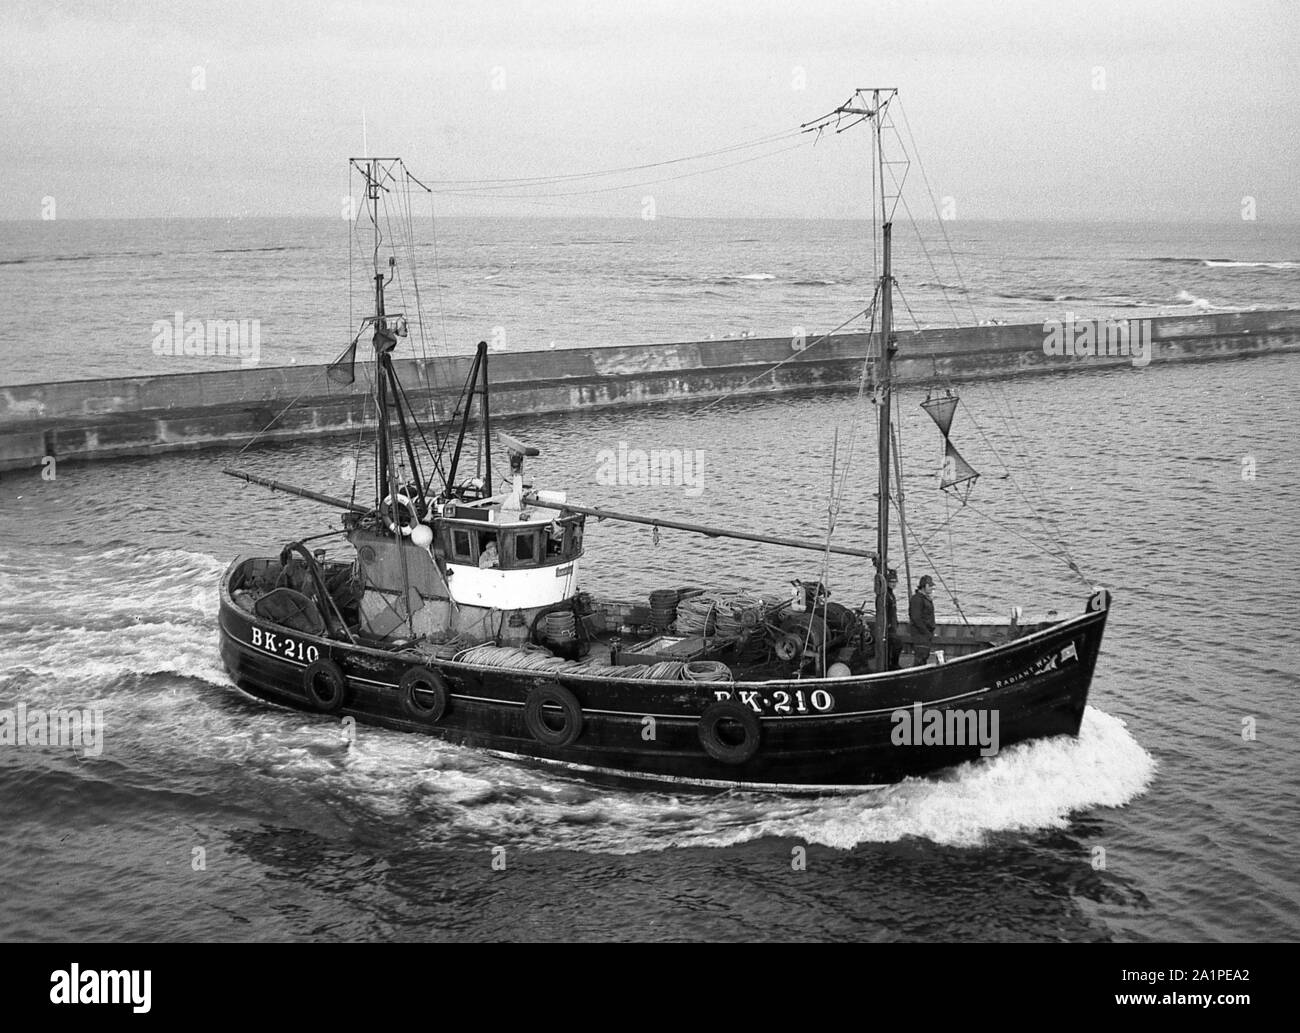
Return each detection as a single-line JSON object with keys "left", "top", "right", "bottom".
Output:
{"left": 217, "top": 561, "right": 1109, "bottom": 791}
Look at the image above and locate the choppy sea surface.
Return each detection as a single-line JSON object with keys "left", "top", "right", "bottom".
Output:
{"left": 0, "top": 216, "right": 1298, "bottom": 383}
{"left": 0, "top": 217, "right": 1297, "bottom": 941}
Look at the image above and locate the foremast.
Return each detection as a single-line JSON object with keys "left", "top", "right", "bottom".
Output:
{"left": 353, "top": 159, "right": 426, "bottom": 522}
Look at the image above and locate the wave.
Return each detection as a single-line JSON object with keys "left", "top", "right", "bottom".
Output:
{"left": 986, "top": 288, "right": 1244, "bottom": 312}
{"left": 213, "top": 245, "right": 303, "bottom": 254}
{"left": 0, "top": 250, "right": 164, "bottom": 266}
{"left": 0, "top": 546, "right": 230, "bottom": 692}
{"left": 994, "top": 291, "right": 1093, "bottom": 303}
{"left": 123, "top": 702, "right": 1153, "bottom": 856}
{"left": 1204, "top": 259, "right": 1298, "bottom": 269}
{"left": 644, "top": 272, "right": 778, "bottom": 287}
{"left": 791, "top": 278, "right": 839, "bottom": 287}
{"left": 1170, "top": 289, "right": 1234, "bottom": 310}
{"left": 1148, "top": 257, "right": 1298, "bottom": 269}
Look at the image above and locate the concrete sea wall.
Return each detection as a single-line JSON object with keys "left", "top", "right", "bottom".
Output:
{"left": 1, "top": 309, "right": 1297, "bottom": 472}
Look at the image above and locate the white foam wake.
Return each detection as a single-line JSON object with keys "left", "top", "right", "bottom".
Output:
{"left": 0, "top": 546, "right": 231, "bottom": 692}
{"left": 703, "top": 706, "right": 1157, "bottom": 851}
{"left": 167, "top": 703, "right": 1153, "bottom": 854}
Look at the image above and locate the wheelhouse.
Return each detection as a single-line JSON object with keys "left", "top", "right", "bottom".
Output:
{"left": 440, "top": 498, "right": 585, "bottom": 570}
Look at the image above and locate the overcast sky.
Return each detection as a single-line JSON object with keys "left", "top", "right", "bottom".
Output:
{"left": 3, "top": 0, "right": 1298, "bottom": 220}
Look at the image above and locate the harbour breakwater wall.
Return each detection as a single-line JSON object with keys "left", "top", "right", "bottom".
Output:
{"left": 1, "top": 309, "right": 1297, "bottom": 473}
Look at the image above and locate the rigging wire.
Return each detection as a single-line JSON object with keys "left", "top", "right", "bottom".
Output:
{"left": 890, "top": 96, "right": 1090, "bottom": 584}
{"left": 958, "top": 499, "right": 1088, "bottom": 570}
{"left": 892, "top": 279, "right": 1089, "bottom": 584}
{"left": 434, "top": 140, "right": 809, "bottom": 201}
{"left": 392, "top": 369, "right": 447, "bottom": 488}
{"left": 348, "top": 375, "right": 373, "bottom": 511}
{"left": 396, "top": 162, "right": 453, "bottom": 483}
{"left": 895, "top": 193, "right": 964, "bottom": 329}
{"left": 895, "top": 99, "right": 981, "bottom": 327}
{"left": 379, "top": 185, "right": 417, "bottom": 491}
{"left": 231, "top": 377, "right": 322, "bottom": 458}
{"left": 692, "top": 299, "right": 877, "bottom": 416}
{"left": 416, "top": 166, "right": 453, "bottom": 379}
{"left": 426, "top": 127, "right": 805, "bottom": 189}
{"left": 938, "top": 488, "right": 967, "bottom": 623}
{"left": 348, "top": 163, "right": 353, "bottom": 361}
{"left": 399, "top": 166, "right": 444, "bottom": 463}
{"left": 832, "top": 282, "right": 882, "bottom": 509}
{"left": 368, "top": 162, "right": 461, "bottom": 493}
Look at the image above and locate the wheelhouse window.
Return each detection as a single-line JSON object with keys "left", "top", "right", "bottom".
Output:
{"left": 450, "top": 528, "right": 476, "bottom": 563}
{"left": 496, "top": 528, "right": 542, "bottom": 569}
{"left": 514, "top": 530, "right": 537, "bottom": 563}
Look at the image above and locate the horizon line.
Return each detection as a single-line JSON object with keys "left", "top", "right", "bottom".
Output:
{"left": 4, "top": 214, "right": 1297, "bottom": 225}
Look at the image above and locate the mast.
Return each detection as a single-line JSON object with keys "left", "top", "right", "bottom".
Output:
{"left": 369, "top": 161, "right": 391, "bottom": 506}
{"left": 875, "top": 219, "right": 894, "bottom": 671}
{"left": 824, "top": 88, "right": 898, "bottom": 671}
{"left": 480, "top": 345, "right": 492, "bottom": 496}
{"left": 868, "top": 89, "right": 898, "bottom": 673}
{"left": 356, "top": 156, "right": 413, "bottom": 619}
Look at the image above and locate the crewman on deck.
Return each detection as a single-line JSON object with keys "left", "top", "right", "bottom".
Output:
{"left": 909, "top": 574, "right": 937, "bottom": 665}
{"left": 886, "top": 568, "right": 900, "bottom": 670}
{"left": 479, "top": 537, "right": 500, "bottom": 569}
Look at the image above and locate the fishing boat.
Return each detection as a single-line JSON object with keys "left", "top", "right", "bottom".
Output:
{"left": 216, "top": 90, "right": 1111, "bottom": 791}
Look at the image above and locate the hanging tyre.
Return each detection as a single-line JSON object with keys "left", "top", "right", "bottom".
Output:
{"left": 303, "top": 657, "right": 348, "bottom": 713}
{"left": 524, "top": 683, "right": 583, "bottom": 747}
{"left": 399, "top": 666, "right": 449, "bottom": 722}
{"left": 698, "top": 700, "right": 761, "bottom": 764}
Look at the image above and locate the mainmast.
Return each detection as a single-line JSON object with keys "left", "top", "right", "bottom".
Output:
{"left": 870, "top": 91, "right": 900, "bottom": 672}
{"left": 876, "top": 218, "right": 894, "bottom": 671}
{"left": 872, "top": 90, "right": 899, "bottom": 672}
{"left": 831, "top": 88, "right": 898, "bottom": 672}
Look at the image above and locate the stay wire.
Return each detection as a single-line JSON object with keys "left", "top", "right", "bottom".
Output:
{"left": 435, "top": 141, "right": 808, "bottom": 201}
{"left": 692, "top": 299, "right": 877, "bottom": 417}
{"left": 428, "top": 127, "right": 804, "bottom": 189}
{"left": 887, "top": 103, "right": 1088, "bottom": 583}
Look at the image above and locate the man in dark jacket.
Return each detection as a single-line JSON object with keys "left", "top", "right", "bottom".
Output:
{"left": 909, "top": 574, "right": 937, "bottom": 664}
{"left": 886, "top": 568, "right": 900, "bottom": 670}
